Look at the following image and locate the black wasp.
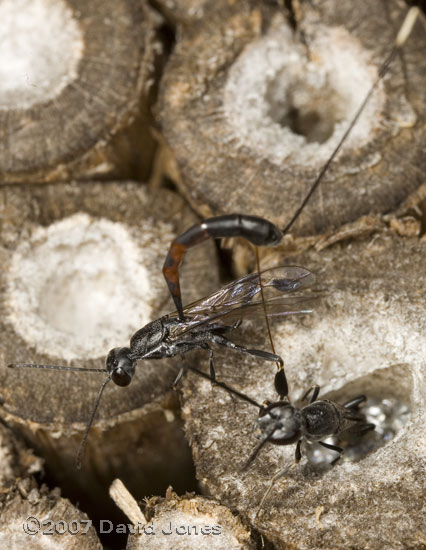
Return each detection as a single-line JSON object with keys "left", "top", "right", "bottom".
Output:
{"left": 9, "top": 244, "right": 317, "bottom": 467}
{"left": 245, "top": 368, "right": 375, "bottom": 513}
{"left": 191, "top": 364, "right": 375, "bottom": 514}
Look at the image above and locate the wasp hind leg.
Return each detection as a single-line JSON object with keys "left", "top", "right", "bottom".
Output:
{"left": 318, "top": 441, "right": 344, "bottom": 465}
{"left": 211, "top": 334, "right": 284, "bottom": 366}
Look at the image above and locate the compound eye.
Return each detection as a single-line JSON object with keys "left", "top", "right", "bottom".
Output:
{"left": 111, "top": 368, "right": 132, "bottom": 387}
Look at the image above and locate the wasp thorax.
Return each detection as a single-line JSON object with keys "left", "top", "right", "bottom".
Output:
{"left": 106, "top": 347, "right": 135, "bottom": 387}
{"left": 257, "top": 402, "right": 301, "bottom": 444}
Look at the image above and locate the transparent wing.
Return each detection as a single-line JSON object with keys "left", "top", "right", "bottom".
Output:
{"left": 169, "top": 266, "right": 318, "bottom": 337}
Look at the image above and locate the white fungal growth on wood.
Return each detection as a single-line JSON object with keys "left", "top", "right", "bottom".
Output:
{"left": 273, "top": 297, "right": 424, "bottom": 399}
{"left": 0, "top": 0, "right": 83, "bottom": 110}
{"left": 6, "top": 213, "right": 174, "bottom": 361}
{"left": 224, "top": 22, "right": 385, "bottom": 167}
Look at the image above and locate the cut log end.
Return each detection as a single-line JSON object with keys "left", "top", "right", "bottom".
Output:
{"left": 0, "top": 487, "right": 102, "bottom": 549}
{"left": 6, "top": 212, "right": 173, "bottom": 361}
{"left": 0, "top": 0, "right": 83, "bottom": 111}
{"left": 159, "top": 0, "right": 426, "bottom": 235}
{"left": 0, "top": 424, "right": 102, "bottom": 549}
{"left": 0, "top": 0, "right": 159, "bottom": 182}
{"left": 181, "top": 234, "right": 426, "bottom": 549}
{"left": 223, "top": 20, "right": 384, "bottom": 168}
{"left": 0, "top": 181, "right": 219, "bottom": 525}
{"left": 124, "top": 488, "right": 256, "bottom": 549}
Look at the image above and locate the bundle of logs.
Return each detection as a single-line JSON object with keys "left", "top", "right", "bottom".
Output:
{"left": 0, "top": 1, "right": 425, "bottom": 548}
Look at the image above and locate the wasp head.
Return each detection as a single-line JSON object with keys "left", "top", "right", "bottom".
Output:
{"left": 106, "top": 347, "right": 135, "bottom": 386}
{"left": 257, "top": 402, "right": 302, "bottom": 445}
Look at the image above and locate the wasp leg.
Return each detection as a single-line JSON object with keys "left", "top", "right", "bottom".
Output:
{"left": 172, "top": 366, "right": 187, "bottom": 390}
{"left": 301, "top": 385, "right": 321, "bottom": 404}
{"left": 274, "top": 367, "right": 289, "bottom": 400}
{"left": 186, "top": 365, "right": 261, "bottom": 408}
{"left": 319, "top": 441, "right": 344, "bottom": 465}
{"left": 199, "top": 344, "right": 216, "bottom": 383}
{"left": 294, "top": 439, "right": 302, "bottom": 462}
{"left": 211, "top": 334, "right": 283, "bottom": 366}
{"left": 341, "top": 396, "right": 370, "bottom": 422}
{"left": 344, "top": 395, "right": 367, "bottom": 409}
{"left": 349, "top": 422, "right": 376, "bottom": 434}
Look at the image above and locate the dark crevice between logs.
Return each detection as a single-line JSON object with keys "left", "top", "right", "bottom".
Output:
{"left": 37, "top": 408, "right": 199, "bottom": 550}
{"left": 418, "top": 198, "right": 426, "bottom": 235}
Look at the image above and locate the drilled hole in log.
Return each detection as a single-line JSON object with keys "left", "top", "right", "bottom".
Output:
{"left": 0, "top": 0, "right": 83, "bottom": 110}
{"left": 7, "top": 213, "right": 159, "bottom": 360}
{"left": 265, "top": 79, "right": 339, "bottom": 144}
{"left": 225, "top": 23, "right": 380, "bottom": 164}
{"left": 160, "top": 0, "right": 426, "bottom": 234}
{"left": 305, "top": 365, "right": 412, "bottom": 466}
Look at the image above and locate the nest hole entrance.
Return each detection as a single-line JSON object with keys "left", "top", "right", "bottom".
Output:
{"left": 224, "top": 23, "right": 384, "bottom": 167}
{"left": 274, "top": 309, "right": 417, "bottom": 469}
{"left": 265, "top": 73, "right": 344, "bottom": 144}
{"left": 0, "top": 0, "right": 83, "bottom": 110}
{"left": 305, "top": 375, "right": 411, "bottom": 467}
{"left": 38, "top": 249, "right": 131, "bottom": 340}
{"left": 6, "top": 214, "right": 153, "bottom": 361}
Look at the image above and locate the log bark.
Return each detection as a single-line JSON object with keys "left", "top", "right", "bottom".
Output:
{"left": 181, "top": 232, "right": 426, "bottom": 549}
{"left": 159, "top": 0, "right": 426, "bottom": 235}
{"left": 0, "top": 0, "right": 159, "bottom": 184}
{"left": 0, "top": 181, "right": 219, "bottom": 524}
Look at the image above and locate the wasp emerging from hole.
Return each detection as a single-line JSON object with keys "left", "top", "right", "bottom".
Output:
{"left": 7, "top": 7, "right": 420, "bottom": 468}
{"left": 189, "top": 364, "right": 375, "bottom": 515}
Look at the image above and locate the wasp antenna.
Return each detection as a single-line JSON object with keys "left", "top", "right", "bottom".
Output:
{"left": 8, "top": 363, "right": 106, "bottom": 374}
{"left": 242, "top": 428, "right": 276, "bottom": 472}
{"left": 76, "top": 376, "right": 111, "bottom": 470}
{"left": 256, "top": 462, "right": 297, "bottom": 519}
{"left": 282, "top": 6, "right": 421, "bottom": 236}
{"left": 255, "top": 247, "right": 281, "bottom": 369}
